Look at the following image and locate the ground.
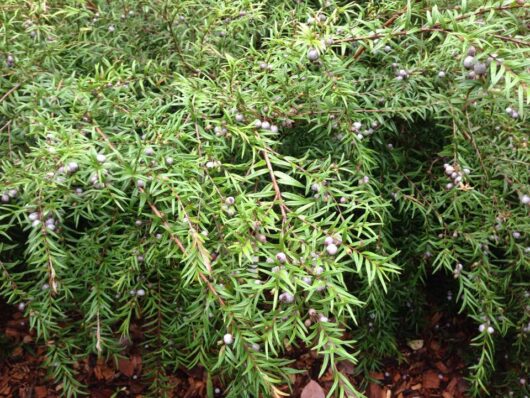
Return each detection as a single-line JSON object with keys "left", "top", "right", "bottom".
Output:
{"left": 0, "top": 301, "right": 468, "bottom": 398}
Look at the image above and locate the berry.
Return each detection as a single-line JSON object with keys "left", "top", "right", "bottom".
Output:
{"left": 225, "top": 196, "right": 235, "bottom": 205}
{"left": 505, "top": 107, "right": 513, "bottom": 115}
{"left": 487, "top": 326, "right": 494, "bottom": 334}
{"left": 276, "top": 252, "right": 287, "bottom": 263}
{"left": 261, "top": 121, "right": 271, "bottom": 130}
{"left": 18, "top": 302, "right": 25, "bottom": 311}
{"left": 137, "top": 179, "right": 145, "bottom": 189}
{"left": 215, "top": 388, "right": 221, "bottom": 394}
{"left": 326, "top": 243, "right": 338, "bottom": 255}
{"left": 223, "top": 333, "right": 233, "bottom": 345}
{"left": 96, "top": 153, "right": 106, "bottom": 163}
{"left": 137, "top": 255, "right": 144, "bottom": 262}
{"left": 438, "top": 71, "right": 446, "bottom": 78}
{"left": 7, "top": 189, "right": 18, "bottom": 198}
{"left": 302, "top": 276, "right": 313, "bottom": 284}
{"left": 256, "top": 234, "right": 267, "bottom": 243}
{"left": 521, "top": 194, "right": 530, "bottom": 204}
{"left": 467, "top": 46, "right": 476, "bottom": 56}
{"left": 314, "top": 266, "right": 324, "bottom": 275}
{"left": 473, "top": 62, "right": 487, "bottom": 75}
{"left": 279, "top": 292, "right": 294, "bottom": 303}
{"left": 319, "top": 315, "right": 329, "bottom": 322}
{"left": 463, "top": 56, "right": 475, "bottom": 69}
{"left": 235, "top": 113, "right": 244, "bottom": 122}
{"left": 479, "top": 324, "right": 486, "bottom": 332}
{"left": 66, "top": 162, "right": 79, "bottom": 173}
{"left": 165, "top": 157, "right": 174, "bottom": 165}
{"left": 1, "top": 194, "right": 9, "bottom": 203}
{"left": 446, "top": 183, "right": 454, "bottom": 190}
{"left": 108, "top": 25, "right": 115, "bottom": 32}
{"left": 29, "top": 212, "right": 40, "bottom": 221}
{"left": 324, "top": 236, "right": 334, "bottom": 246}
{"left": 318, "top": 14, "right": 327, "bottom": 22}
{"left": 254, "top": 119, "right": 262, "bottom": 128}
{"left": 144, "top": 147, "right": 154, "bottom": 156}
{"left": 512, "top": 231, "right": 521, "bottom": 239}
{"left": 270, "top": 125, "right": 278, "bottom": 134}
{"left": 307, "top": 49, "right": 319, "bottom": 61}
{"left": 136, "top": 288, "right": 146, "bottom": 296}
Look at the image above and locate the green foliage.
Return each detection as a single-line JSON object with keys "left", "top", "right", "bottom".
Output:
{"left": 0, "top": 0, "right": 528, "bottom": 397}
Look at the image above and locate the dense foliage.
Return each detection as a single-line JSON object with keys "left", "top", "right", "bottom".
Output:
{"left": 0, "top": 0, "right": 529, "bottom": 396}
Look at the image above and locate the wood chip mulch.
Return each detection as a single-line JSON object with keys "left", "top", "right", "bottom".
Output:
{"left": 0, "top": 303, "right": 469, "bottom": 398}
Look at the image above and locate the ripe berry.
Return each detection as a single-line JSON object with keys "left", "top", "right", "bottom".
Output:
{"left": 319, "top": 315, "right": 329, "bottom": 322}
{"left": 137, "top": 179, "right": 145, "bottom": 189}
{"left": 307, "top": 49, "right": 319, "bottom": 61}
{"left": 438, "top": 71, "right": 446, "bottom": 78}
{"left": 279, "top": 292, "right": 294, "bottom": 303}
{"left": 225, "top": 196, "right": 235, "bottom": 205}
{"left": 1, "top": 194, "right": 9, "bottom": 203}
{"left": 29, "top": 212, "right": 40, "bottom": 221}
{"left": 463, "top": 56, "right": 475, "bottom": 69}
{"left": 145, "top": 147, "right": 154, "bottom": 156}
{"left": 256, "top": 234, "right": 267, "bottom": 243}
{"left": 235, "top": 113, "right": 244, "bottom": 122}
{"left": 223, "top": 333, "right": 234, "bottom": 345}
{"left": 165, "top": 157, "right": 174, "bottom": 165}
{"left": 66, "top": 162, "right": 79, "bottom": 173}
{"left": 108, "top": 25, "right": 115, "bottom": 32}
{"left": 254, "top": 119, "right": 262, "bottom": 128}
{"left": 521, "top": 194, "right": 530, "bottom": 204}
{"left": 96, "top": 153, "right": 106, "bottom": 163}
{"left": 467, "top": 46, "right": 476, "bottom": 56}
{"left": 487, "top": 326, "right": 494, "bottom": 334}
{"left": 473, "top": 62, "right": 487, "bottom": 75}
{"left": 326, "top": 243, "right": 338, "bottom": 255}
{"left": 512, "top": 231, "right": 521, "bottom": 239}
{"left": 136, "top": 288, "right": 146, "bottom": 296}
{"left": 276, "top": 252, "right": 287, "bottom": 263}
{"left": 324, "top": 236, "right": 334, "bottom": 246}
{"left": 261, "top": 121, "right": 271, "bottom": 130}
{"left": 270, "top": 125, "right": 278, "bottom": 134}
{"left": 302, "top": 276, "right": 313, "bottom": 284}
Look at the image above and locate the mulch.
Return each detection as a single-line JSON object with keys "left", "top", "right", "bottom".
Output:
{"left": 0, "top": 302, "right": 469, "bottom": 398}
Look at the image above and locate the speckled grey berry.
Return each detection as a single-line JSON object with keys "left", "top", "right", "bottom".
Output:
{"left": 463, "top": 56, "right": 475, "bottom": 69}
{"left": 474, "top": 62, "right": 487, "bottom": 75}
{"left": 307, "top": 49, "right": 319, "bottom": 61}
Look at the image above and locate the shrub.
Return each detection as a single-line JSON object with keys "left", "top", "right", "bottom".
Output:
{"left": 0, "top": 1, "right": 528, "bottom": 397}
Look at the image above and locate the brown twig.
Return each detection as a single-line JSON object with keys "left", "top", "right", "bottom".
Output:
{"left": 261, "top": 150, "right": 288, "bottom": 226}
{"left": 0, "top": 83, "right": 20, "bottom": 103}
{"left": 143, "top": 192, "right": 224, "bottom": 306}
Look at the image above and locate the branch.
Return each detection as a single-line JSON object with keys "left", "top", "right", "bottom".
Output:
{"left": 261, "top": 150, "right": 288, "bottom": 227}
